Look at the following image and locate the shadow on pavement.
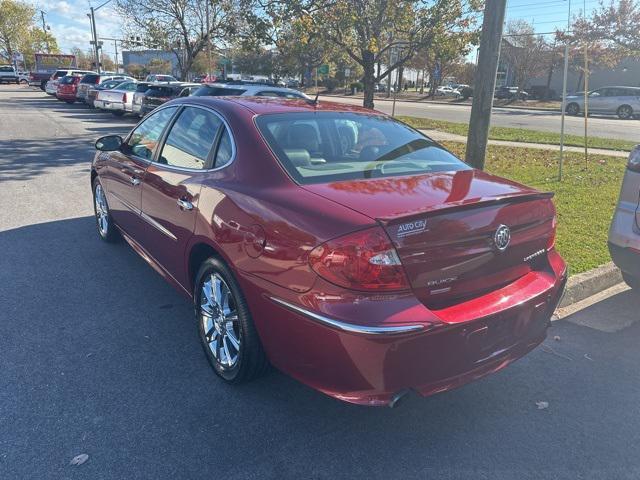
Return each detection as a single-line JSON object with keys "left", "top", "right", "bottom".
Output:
{"left": 1, "top": 216, "right": 640, "bottom": 478}
{"left": 0, "top": 136, "right": 95, "bottom": 182}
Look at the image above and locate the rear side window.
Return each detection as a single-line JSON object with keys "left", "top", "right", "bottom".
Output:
{"left": 53, "top": 70, "right": 67, "bottom": 79}
{"left": 81, "top": 74, "right": 99, "bottom": 84}
{"left": 256, "top": 112, "right": 469, "bottom": 185}
{"left": 158, "top": 107, "right": 222, "bottom": 169}
{"left": 58, "top": 76, "right": 76, "bottom": 84}
{"left": 0, "top": 66, "right": 14, "bottom": 72}
{"left": 215, "top": 128, "right": 233, "bottom": 167}
{"left": 126, "top": 107, "right": 178, "bottom": 160}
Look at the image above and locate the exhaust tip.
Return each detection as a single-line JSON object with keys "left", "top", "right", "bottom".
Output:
{"left": 388, "top": 389, "right": 411, "bottom": 409}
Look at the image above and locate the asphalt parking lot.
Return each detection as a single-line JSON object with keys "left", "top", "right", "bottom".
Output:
{"left": 2, "top": 85, "right": 640, "bottom": 479}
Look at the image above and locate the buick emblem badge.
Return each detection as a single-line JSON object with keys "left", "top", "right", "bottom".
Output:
{"left": 494, "top": 224, "right": 511, "bottom": 252}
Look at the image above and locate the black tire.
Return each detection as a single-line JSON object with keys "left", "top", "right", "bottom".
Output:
{"left": 617, "top": 105, "right": 633, "bottom": 120}
{"left": 40, "top": 80, "right": 47, "bottom": 91}
{"left": 92, "top": 177, "right": 119, "bottom": 243}
{"left": 194, "top": 256, "right": 269, "bottom": 384}
{"left": 566, "top": 103, "right": 580, "bottom": 116}
{"left": 622, "top": 272, "right": 640, "bottom": 290}
{"left": 65, "top": 100, "right": 75, "bottom": 104}
{"left": 112, "top": 111, "right": 125, "bottom": 116}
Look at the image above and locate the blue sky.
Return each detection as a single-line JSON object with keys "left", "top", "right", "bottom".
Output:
{"left": 31, "top": 0, "right": 607, "bottom": 60}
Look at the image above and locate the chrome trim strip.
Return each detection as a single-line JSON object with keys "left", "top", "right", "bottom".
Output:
{"left": 269, "top": 297, "right": 425, "bottom": 336}
{"left": 110, "top": 191, "right": 140, "bottom": 214}
{"left": 140, "top": 211, "right": 178, "bottom": 241}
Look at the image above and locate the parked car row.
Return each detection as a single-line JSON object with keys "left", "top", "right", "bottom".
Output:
{"left": 37, "top": 68, "right": 310, "bottom": 118}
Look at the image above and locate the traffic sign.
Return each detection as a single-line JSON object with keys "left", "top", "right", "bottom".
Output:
{"left": 317, "top": 64, "right": 329, "bottom": 75}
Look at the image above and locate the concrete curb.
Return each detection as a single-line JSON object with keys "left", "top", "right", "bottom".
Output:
{"left": 319, "top": 94, "right": 558, "bottom": 112}
{"left": 558, "top": 262, "right": 623, "bottom": 309}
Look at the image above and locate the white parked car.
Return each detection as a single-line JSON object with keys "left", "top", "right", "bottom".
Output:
{"left": 0, "top": 65, "right": 19, "bottom": 84}
{"left": 45, "top": 69, "right": 95, "bottom": 95}
{"left": 436, "top": 86, "right": 456, "bottom": 96}
{"left": 93, "top": 80, "right": 138, "bottom": 115}
{"left": 608, "top": 145, "right": 640, "bottom": 289}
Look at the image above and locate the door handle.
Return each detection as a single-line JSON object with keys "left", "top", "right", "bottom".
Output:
{"left": 177, "top": 199, "right": 193, "bottom": 210}
{"left": 130, "top": 177, "right": 141, "bottom": 186}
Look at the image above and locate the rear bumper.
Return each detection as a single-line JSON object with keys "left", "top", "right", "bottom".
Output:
{"left": 608, "top": 242, "right": 640, "bottom": 279}
{"left": 99, "top": 101, "right": 127, "bottom": 112}
{"left": 243, "top": 250, "right": 567, "bottom": 406}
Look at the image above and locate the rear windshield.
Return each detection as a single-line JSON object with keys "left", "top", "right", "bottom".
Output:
{"left": 58, "top": 76, "right": 77, "bottom": 84}
{"left": 193, "top": 86, "right": 246, "bottom": 97}
{"left": 146, "top": 86, "right": 177, "bottom": 97}
{"left": 256, "top": 112, "right": 470, "bottom": 185}
{"left": 136, "top": 83, "right": 151, "bottom": 92}
{"left": 53, "top": 70, "right": 67, "bottom": 79}
{"left": 81, "top": 74, "right": 99, "bottom": 84}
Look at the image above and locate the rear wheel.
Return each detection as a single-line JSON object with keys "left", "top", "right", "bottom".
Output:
{"left": 112, "top": 111, "right": 125, "bottom": 117}
{"left": 617, "top": 105, "right": 633, "bottom": 120}
{"left": 566, "top": 103, "right": 580, "bottom": 116}
{"left": 194, "top": 257, "right": 268, "bottom": 383}
{"left": 65, "top": 100, "right": 75, "bottom": 104}
{"left": 622, "top": 272, "right": 640, "bottom": 290}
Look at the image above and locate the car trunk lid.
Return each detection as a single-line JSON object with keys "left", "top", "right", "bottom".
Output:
{"left": 303, "top": 170, "right": 556, "bottom": 307}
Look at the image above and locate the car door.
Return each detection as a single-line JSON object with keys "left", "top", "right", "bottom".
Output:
{"left": 139, "top": 105, "right": 227, "bottom": 286}
{"left": 587, "top": 88, "right": 607, "bottom": 113}
{"left": 103, "top": 106, "right": 178, "bottom": 239}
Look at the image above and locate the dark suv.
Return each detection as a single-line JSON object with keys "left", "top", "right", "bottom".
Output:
{"left": 140, "top": 83, "right": 200, "bottom": 116}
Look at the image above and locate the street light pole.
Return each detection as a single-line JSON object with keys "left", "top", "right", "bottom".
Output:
{"left": 40, "top": 10, "right": 50, "bottom": 53}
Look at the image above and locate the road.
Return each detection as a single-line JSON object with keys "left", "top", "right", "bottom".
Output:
{"left": 320, "top": 95, "right": 640, "bottom": 143}
{"left": 2, "top": 85, "right": 640, "bottom": 479}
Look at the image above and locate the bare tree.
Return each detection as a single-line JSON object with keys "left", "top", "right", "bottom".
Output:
{"left": 501, "top": 20, "right": 548, "bottom": 93}
{"left": 116, "top": 0, "right": 237, "bottom": 80}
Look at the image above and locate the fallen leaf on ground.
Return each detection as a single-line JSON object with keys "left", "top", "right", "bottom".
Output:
{"left": 584, "top": 354, "right": 593, "bottom": 361}
{"left": 69, "top": 453, "right": 89, "bottom": 466}
{"left": 536, "top": 401, "right": 549, "bottom": 410}
{"left": 553, "top": 335, "right": 561, "bottom": 341}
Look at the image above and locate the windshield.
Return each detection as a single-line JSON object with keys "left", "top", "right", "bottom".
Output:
{"left": 256, "top": 112, "right": 470, "bottom": 185}
{"left": 193, "top": 86, "right": 246, "bottom": 96}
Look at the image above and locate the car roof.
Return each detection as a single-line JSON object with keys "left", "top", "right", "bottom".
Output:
{"left": 172, "top": 96, "right": 386, "bottom": 116}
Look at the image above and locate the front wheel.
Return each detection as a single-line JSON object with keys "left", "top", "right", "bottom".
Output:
{"left": 195, "top": 257, "right": 268, "bottom": 383}
{"left": 617, "top": 105, "right": 633, "bottom": 120}
{"left": 566, "top": 103, "right": 580, "bottom": 116}
{"left": 65, "top": 100, "right": 75, "bottom": 104}
{"left": 92, "top": 178, "right": 119, "bottom": 243}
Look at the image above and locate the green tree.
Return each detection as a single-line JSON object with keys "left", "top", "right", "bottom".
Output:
{"left": 0, "top": 0, "right": 58, "bottom": 67}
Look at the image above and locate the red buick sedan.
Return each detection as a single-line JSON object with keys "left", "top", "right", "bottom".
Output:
{"left": 91, "top": 97, "right": 567, "bottom": 407}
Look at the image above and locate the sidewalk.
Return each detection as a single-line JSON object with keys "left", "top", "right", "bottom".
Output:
{"left": 420, "top": 129, "right": 630, "bottom": 158}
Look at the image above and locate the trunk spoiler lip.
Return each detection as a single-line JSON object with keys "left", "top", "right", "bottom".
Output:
{"left": 375, "top": 191, "right": 555, "bottom": 224}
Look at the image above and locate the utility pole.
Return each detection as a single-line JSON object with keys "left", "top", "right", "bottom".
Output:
{"left": 559, "top": 0, "right": 571, "bottom": 181}
{"left": 89, "top": 8, "right": 100, "bottom": 73}
{"left": 40, "top": 11, "right": 50, "bottom": 52}
{"left": 465, "top": 0, "right": 507, "bottom": 170}
{"left": 113, "top": 39, "right": 118, "bottom": 73}
{"left": 205, "top": 0, "right": 211, "bottom": 80}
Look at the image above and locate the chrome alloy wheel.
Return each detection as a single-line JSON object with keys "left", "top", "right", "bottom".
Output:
{"left": 200, "top": 273, "right": 241, "bottom": 369}
{"left": 94, "top": 183, "right": 109, "bottom": 236}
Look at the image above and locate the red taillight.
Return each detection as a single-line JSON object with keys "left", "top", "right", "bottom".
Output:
{"left": 308, "top": 226, "right": 410, "bottom": 291}
{"left": 122, "top": 92, "right": 127, "bottom": 102}
{"left": 627, "top": 145, "right": 640, "bottom": 173}
{"left": 547, "top": 215, "right": 557, "bottom": 250}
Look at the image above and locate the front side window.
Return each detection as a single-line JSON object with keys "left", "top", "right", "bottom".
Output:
{"left": 159, "top": 107, "right": 222, "bottom": 169}
{"left": 126, "top": 107, "right": 178, "bottom": 160}
{"left": 256, "top": 112, "right": 469, "bottom": 185}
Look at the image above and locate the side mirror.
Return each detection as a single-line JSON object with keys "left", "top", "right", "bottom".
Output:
{"left": 95, "top": 135, "right": 123, "bottom": 151}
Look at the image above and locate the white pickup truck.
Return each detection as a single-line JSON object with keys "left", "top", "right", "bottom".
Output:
{"left": 0, "top": 65, "right": 19, "bottom": 84}
{"left": 93, "top": 80, "right": 138, "bottom": 115}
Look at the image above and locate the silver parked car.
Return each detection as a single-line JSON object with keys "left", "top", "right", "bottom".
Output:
{"left": 566, "top": 86, "right": 640, "bottom": 120}
{"left": 93, "top": 80, "right": 138, "bottom": 115}
{"left": 608, "top": 145, "right": 640, "bottom": 289}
